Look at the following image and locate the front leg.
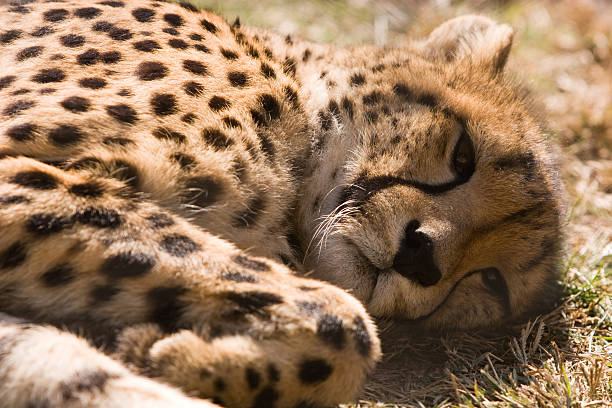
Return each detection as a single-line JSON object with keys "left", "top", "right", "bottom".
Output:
{"left": 0, "top": 319, "right": 219, "bottom": 408}
{"left": 0, "top": 157, "right": 381, "bottom": 407}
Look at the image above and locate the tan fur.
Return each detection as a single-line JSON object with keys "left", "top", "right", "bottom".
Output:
{"left": 0, "top": 1, "right": 562, "bottom": 407}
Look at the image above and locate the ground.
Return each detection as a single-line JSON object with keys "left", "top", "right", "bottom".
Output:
{"left": 184, "top": 0, "right": 611, "bottom": 406}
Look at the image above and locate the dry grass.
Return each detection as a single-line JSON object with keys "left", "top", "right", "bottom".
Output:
{"left": 194, "top": 0, "right": 612, "bottom": 406}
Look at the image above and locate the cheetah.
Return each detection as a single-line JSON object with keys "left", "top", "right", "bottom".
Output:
{"left": 0, "top": 1, "right": 563, "bottom": 407}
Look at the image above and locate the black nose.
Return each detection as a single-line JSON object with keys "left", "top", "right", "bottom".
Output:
{"left": 392, "top": 220, "right": 442, "bottom": 286}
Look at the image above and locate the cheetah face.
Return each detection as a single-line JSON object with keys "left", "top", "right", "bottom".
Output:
{"left": 306, "top": 16, "right": 564, "bottom": 329}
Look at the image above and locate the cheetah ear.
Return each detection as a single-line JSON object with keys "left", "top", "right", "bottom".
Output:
{"left": 423, "top": 15, "right": 514, "bottom": 75}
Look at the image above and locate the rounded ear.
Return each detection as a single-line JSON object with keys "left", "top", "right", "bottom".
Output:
{"left": 422, "top": 15, "right": 514, "bottom": 75}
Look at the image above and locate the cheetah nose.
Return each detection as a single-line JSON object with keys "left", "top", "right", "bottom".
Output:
{"left": 392, "top": 220, "right": 442, "bottom": 286}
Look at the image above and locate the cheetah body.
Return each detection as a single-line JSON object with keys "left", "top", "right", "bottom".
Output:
{"left": 0, "top": 1, "right": 563, "bottom": 407}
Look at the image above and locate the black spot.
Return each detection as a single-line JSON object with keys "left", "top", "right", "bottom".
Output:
{"left": 132, "top": 7, "right": 155, "bottom": 22}
{"left": 372, "top": 63, "right": 385, "bottom": 72}
{"left": 0, "top": 29, "right": 22, "bottom": 44}
{"left": 0, "top": 75, "right": 16, "bottom": 90}
{"left": 93, "top": 21, "right": 114, "bottom": 32}
{"left": 75, "top": 7, "right": 101, "bottom": 19}
{"left": 106, "top": 104, "right": 138, "bottom": 124}
{"left": 168, "top": 38, "right": 188, "bottom": 49}
{"left": 147, "top": 213, "right": 174, "bottom": 229}
{"left": 11, "top": 171, "right": 57, "bottom": 190}
{"left": 0, "top": 195, "right": 29, "bottom": 205}
{"left": 170, "top": 152, "right": 195, "bottom": 169}
{"left": 222, "top": 117, "right": 242, "bottom": 129}
{"left": 108, "top": 27, "right": 133, "bottom": 41}
{"left": 297, "top": 301, "right": 322, "bottom": 315}
{"left": 116, "top": 88, "right": 132, "bottom": 97}
{"left": 181, "top": 113, "right": 197, "bottom": 123}
{"left": 146, "top": 286, "right": 187, "bottom": 332}
{"left": 60, "top": 370, "right": 115, "bottom": 401}
{"left": 365, "top": 110, "right": 378, "bottom": 124}
{"left": 183, "top": 176, "right": 223, "bottom": 207}
{"left": 416, "top": 92, "right": 437, "bottom": 108}
{"left": 208, "top": 96, "right": 230, "bottom": 111}
{"left": 352, "top": 316, "right": 371, "bottom": 356}
{"left": 362, "top": 91, "right": 381, "bottom": 105}
{"left": 228, "top": 71, "right": 248, "bottom": 87}
{"left": 252, "top": 386, "right": 279, "bottom": 408}
{"left": 43, "top": 8, "right": 68, "bottom": 22}
{"left": 79, "top": 77, "right": 107, "bottom": 89}
{"left": 9, "top": 5, "right": 30, "bottom": 14}
{"left": 178, "top": 1, "right": 198, "bottom": 12}
{"left": 260, "top": 63, "right": 275, "bottom": 79}
{"left": 200, "top": 18, "right": 217, "bottom": 34}
{"left": 41, "top": 264, "right": 75, "bottom": 287}
{"left": 184, "top": 81, "right": 204, "bottom": 96}
{"left": 213, "top": 377, "right": 226, "bottom": 392}
{"left": 69, "top": 182, "right": 104, "bottom": 197}
{"left": 103, "top": 136, "right": 133, "bottom": 146}
{"left": 246, "top": 367, "right": 261, "bottom": 390}
{"left": 163, "top": 13, "right": 184, "bottom": 27}
{"left": 136, "top": 61, "right": 168, "bottom": 81}
{"left": 318, "top": 111, "right": 332, "bottom": 131}
{"left": 232, "top": 255, "right": 270, "bottom": 272}
{"left": 302, "top": 49, "right": 311, "bottom": 62}
{"left": 189, "top": 33, "right": 202, "bottom": 41}
{"left": 202, "top": 128, "right": 233, "bottom": 149}
{"left": 76, "top": 49, "right": 99, "bottom": 65}
{"left": 31, "top": 26, "right": 54, "bottom": 37}
{"left": 259, "top": 94, "right": 280, "bottom": 120}
{"left": 151, "top": 93, "right": 177, "bottom": 116}
{"left": 221, "top": 272, "right": 256, "bottom": 283}
{"left": 328, "top": 99, "right": 340, "bottom": 117}
{"left": 283, "top": 57, "right": 297, "bottom": 76}
{"left": 90, "top": 284, "right": 120, "bottom": 303}
{"left": 193, "top": 44, "right": 210, "bottom": 53}
{"left": 284, "top": 86, "right": 299, "bottom": 110}
{"left": 0, "top": 242, "right": 27, "bottom": 269}
{"left": 60, "top": 96, "right": 90, "bottom": 113}
{"left": 66, "top": 157, "right": 102, "bottom": 171}
{"left": 160, "top": 234, "right": 200, "bottom": 257}
{"left": 3, "top": 100, "right": 35, "bottom": 116}
{"left": 268, "top": 364, "right": 280, "bottom": 382}
{"left": 101, "top": 252, "right": 156, "bottom": 279}
{"left": 16, "top": 46, "right": 44, "bottom": 61}
{"left": 233, "top": 195, "right": 265, "bottom": 228}
{"left": 183, "top": 60, "right": 207, "bottom": 75}
{"left": 101, "top": 50, "right": 121, "bottom": 64}
{"left": 225, "top": 291, "right": 283, "bottom": 313}
{"left": 298, "top": 359, "right": 333, "bottom": 384}
{"left": 26, "top": 213, "right": 72, "bottom": 235}
{"left": 32, "top": 68, "right": 65, "bottom": 83}
{"left": 349, "top": 73, "right": 365, "bottom": 86}
{"left": 99, "top": 1, "right": 124, "bottom": 7}
{"left": 11, "top": 89, "right": 30, "bottom": 96}
{"left": 317, "top": 314, "right": 346, "bottom": 350}
{"left": 133, "top": 39, "right": 161, "bottom": 52}
{"left": 109, "top": 160, "right": 139, "bottom": 189}
{"left": 74, "top": 207, "right": 123, "bottom": 229}
{"left": 247, "top": 44, "right": 259, "bottom": 58}
{"left": 60, "top": 34, "right": 85, "bottom": 48}
{"left": 152, "top": 127, "right": 186, "bottom": 143}
{"left": 162, "top": 27, "right": 179, "bottom": 35}
{"left": 220, "top": 48, "right": 238, "bottom": 60}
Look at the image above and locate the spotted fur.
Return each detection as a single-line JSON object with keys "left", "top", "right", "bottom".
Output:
{"left": 0, "top": 2, "right": 562, "bottom": 407}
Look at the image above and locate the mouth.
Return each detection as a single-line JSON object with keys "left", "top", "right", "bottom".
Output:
{"left": 345, "top": 238, "right": 455, "bottom": 322}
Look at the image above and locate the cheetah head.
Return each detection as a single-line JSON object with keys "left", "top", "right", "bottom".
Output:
{"left": 301, "top": 15, "right": 564, "bottom": 330}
